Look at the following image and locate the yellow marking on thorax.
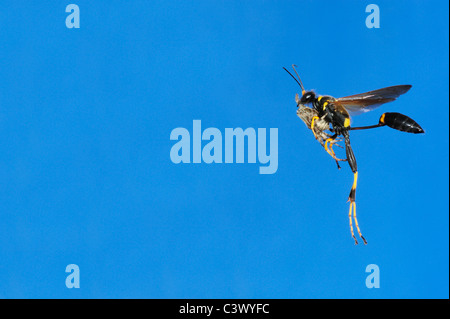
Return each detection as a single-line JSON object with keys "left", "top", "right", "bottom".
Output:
{"left": 379, "top": 113, "right": 386, "bottom": 124}
{"left": 344, "top": 117, "right": 351, "bottom": 127}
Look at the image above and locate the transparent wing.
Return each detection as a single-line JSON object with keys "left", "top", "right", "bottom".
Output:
{"left": 335, "top": 85, "right": 412, "bottom": 115}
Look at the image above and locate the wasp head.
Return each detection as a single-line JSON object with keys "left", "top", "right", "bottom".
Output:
{"left": 300, "top": 91, "right": 316, "bottom": 104}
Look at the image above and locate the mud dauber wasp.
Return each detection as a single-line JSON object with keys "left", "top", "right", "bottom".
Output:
{"left": 284, "top": 65, "right": 424, "bottom": 245}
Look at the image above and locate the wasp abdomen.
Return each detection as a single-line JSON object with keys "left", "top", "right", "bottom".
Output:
{"left": 380, "top": 112, "right": 424, "bottom": 134}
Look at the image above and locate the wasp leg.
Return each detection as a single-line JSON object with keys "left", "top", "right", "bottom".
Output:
{"left": 325, "top": 138, "right": 346, "bottom": 161}
{"left": 348, "top": 200, "right": 358, "bottom": 245}
{"left": 324, "top": 137, "right": 347, "bottom": 169}
{"left": 352, "top": 201, "right": 367, "bottom": 245}
{"left": 310, "top": 116, "right": 320, "bottom": 139}
{"left": 344, "top": 132, "right": 367, "bottom": 245}
{"left": 347, "top": 172, "right": 367, "bottom": 244}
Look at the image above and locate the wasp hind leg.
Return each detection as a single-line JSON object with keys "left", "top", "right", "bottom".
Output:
{"left": 344, "top": 132, "right": 367, "bottom": 245}
{"left": 348, "top": 172, "right": 367, "bottom": 245}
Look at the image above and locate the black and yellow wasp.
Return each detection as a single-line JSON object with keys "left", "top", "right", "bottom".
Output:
{"left": 284, "top": 65, "right": 424, "bottom": 245}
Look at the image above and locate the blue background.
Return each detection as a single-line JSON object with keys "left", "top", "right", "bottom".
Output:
{"left": 0, "top": 1, "right": 448, "bottom": 298}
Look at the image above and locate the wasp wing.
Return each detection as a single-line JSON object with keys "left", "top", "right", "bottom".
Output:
{"left": 335, "top": 85, "right": 412, "bottom": 115}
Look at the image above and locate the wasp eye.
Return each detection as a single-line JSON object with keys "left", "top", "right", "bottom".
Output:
{"left": 300, "top": 93, "right": 313, "bottom": 103}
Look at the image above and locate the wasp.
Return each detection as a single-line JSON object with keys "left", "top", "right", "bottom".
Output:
{"left": 284, "top": 65, "right": 424, "bottom": 245}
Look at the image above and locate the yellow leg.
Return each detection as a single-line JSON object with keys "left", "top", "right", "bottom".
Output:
{"left": 324, "top": 138, "right": 347, "bottom": 169}
{"left": 310, "top": 116, "right": 319, "bottom": 139}
{"left": 325, "top": 138, "right": 337, "bottom": 158}
{"left": 351, "top": 172, "right": 358, "bottom": 198}
{"left": 349, "top": 202, "right": 358, "bottom": 245}
{"left": 352, "top": 201, "right": 367, "bottom": 244}
{"left": 347, "top": 172, "right": 367, "bottom": 245}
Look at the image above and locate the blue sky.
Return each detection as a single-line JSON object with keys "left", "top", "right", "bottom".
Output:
{"left": 0, "top": 1, "right": 448, "bottom": 298}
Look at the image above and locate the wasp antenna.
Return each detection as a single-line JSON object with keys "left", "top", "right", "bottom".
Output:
{"left": 283, "top": 67, "right": 303, "bottom": 90}
{"left": 291, "top": 64, "right": 306, "bottom": 95}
